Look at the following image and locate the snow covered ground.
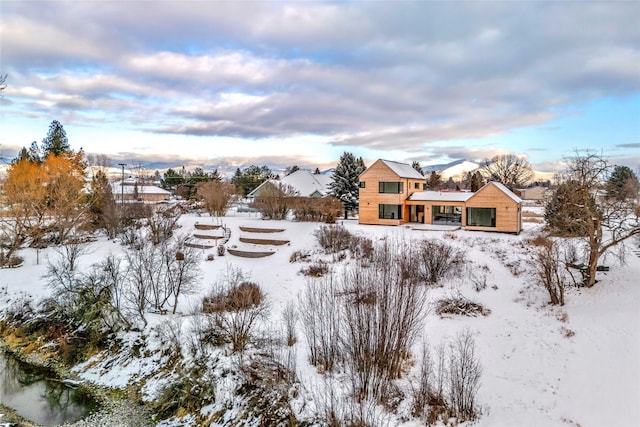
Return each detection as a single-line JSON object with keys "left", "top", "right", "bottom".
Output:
{"left": 1, "top": 209, "right": 638, "bottom": 426}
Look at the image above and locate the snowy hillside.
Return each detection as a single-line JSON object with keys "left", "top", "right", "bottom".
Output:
{"left": 0, "top": 210, "right": 638, "bottom": 426}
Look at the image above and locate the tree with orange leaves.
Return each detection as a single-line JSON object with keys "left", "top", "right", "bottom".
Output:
{"left": 1, "top": 159, "right": 49, "bottom": 262}
{"left": 41, "top": 154, "right": 87, "bottom": 243}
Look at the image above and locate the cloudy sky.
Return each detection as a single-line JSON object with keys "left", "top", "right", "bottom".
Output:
{"left": 1, "top": 1, "right": 639, "bottom": 173}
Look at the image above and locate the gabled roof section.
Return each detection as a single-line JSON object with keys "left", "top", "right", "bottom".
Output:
{"left": 480, "top": 181, "right": 523, "bottom": 203}
{"left": 280, "top": 170, "right": 331, "bottom": 197}
{"left": 248, "top": 170, "right": 331, "bottom": 198}
{"left": 112, "top": 181, "right": 170, "bottom": 195}
{"left": 379, "top": 159, "right": 425, "bottom": 179}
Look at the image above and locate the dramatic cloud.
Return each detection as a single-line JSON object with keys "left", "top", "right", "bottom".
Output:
{"left": 1, "top": 1, "right": 638, "bottom": 166}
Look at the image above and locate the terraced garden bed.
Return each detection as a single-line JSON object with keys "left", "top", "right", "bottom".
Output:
{"left": 185, "top": 242, "right": 215, "bottom": 249}
{"left": 239, "top": 226, "right": 285, "bottom": 233}
{"left": 239, "top": 237, "right": 290, "bottom": 246}
{"left": 227, "top": 248, "right": 275, "bottom": 258}
{"left": 194, "top": 223, "right": 221, "bottom": 230}
{"left": 193, "top": 234, "right": 222, "bottom": 240}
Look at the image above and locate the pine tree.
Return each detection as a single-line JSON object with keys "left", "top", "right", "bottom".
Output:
{"left": 411, "top": 161, "right": 423, "bottom": 176}
{"left": 606, "top": 165, "right": 639, "bottom": 201}
{"left": 471, "top": 171, "right": 482, "bottom": 192}
{"left": 427, "top": 171, "right": 442, "bottom": 190}
{"left": 42, "top": 120, "right": 70, "bottom": 158}
{"left": 285, "top": 165, "right": 300, "bottom": 176}
{"left": 330, "top": 152, "right": 361, "bottom": 219}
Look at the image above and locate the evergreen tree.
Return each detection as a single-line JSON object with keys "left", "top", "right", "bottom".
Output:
{"left": 427, "top": 171, "right": 442, "bottom": 190}
{"left": 606, "top": 165, "right": 639, "bottom": 201}
{"left": 471, "top": 171, "right": 482, "bottom": 192}
{"left": 14, "top": 141, "right": 42, "bottom": 164}
{"left": 411, "top": 161, "right": 423, "bottom": 176}
{"left": 28, "top": 141, "right": 42, "bottom": 163}
{"left": 330, "top": 152, "right": 361, "bottom": 219}
{"left": 231, "top": 165, "right": 277, "bottom": 196}
{"left": 87, "top": 170, "right": 118, "bottom": 237}
{"left": 314, "top": 167, "right": 321, "bottom": 175}
{"left": 161, "top": 168, "right": 184, "bottom": 189}
{"left": 285, "top": 165, "right": 300, "bottom": 176}
{"left": 41, "top": 120, "right": 70, "bottom": 158}
{"left": 14, "top": 148, "right": 31, "bottom": 163}
{"left": 210, "top": 168, "right": 222, "bottom": 181}
{"left": 545, "top": 180, "right": 598, "bottom": 237}
{"left": 356, "top": 157, "right": 366, "bottom": 174}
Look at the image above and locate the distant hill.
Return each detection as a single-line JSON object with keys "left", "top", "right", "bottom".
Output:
{"left": 422, "top": 159, "right": 481, "bottom": 180}
{"left": 422, "top": 158, "right": 555, "bottom": 184}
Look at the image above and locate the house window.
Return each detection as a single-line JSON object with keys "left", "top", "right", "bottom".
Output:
{"left": 359, "top": 181, "right": 366, "bottom": 188}
{"left": 432, "top": 205, "right": 462, "bottom": 225}
{"left": 379, "top": 182, "right": 403, "bottom": 193}
{"left": 423, "top": 183, "right": 428, "bottom": 190}
{"left": 414, "top": 182, "right": 420, "bottom": 189}
{"left": 378, "top": 204, "right": 403, "bottom": 220}
{"left": 466, "top": 207, "right": 496, "bottom": 227}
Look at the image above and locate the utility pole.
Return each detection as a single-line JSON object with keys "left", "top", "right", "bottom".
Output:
{"left": 118, "top": 163, "right": 126, "bottom": 205}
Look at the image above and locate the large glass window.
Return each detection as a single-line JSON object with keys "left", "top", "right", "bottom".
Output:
{"left": 378, "top": 204, "right": 403, "bottom": 220}
{"left": 432, "top": 205, "right": 462, "bottom": 225}
{"left": 466, "top": 208, "right": 496, "bottom": 227}
{"left": 378, "top": 182, "right": 403, "bottom": 193}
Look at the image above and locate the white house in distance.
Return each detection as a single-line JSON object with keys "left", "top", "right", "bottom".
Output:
{"left": 112, "top": 178, "right": 171, "bottom": 202}
{"left": 247, "top": 170, "right": 332, "bottom": 199}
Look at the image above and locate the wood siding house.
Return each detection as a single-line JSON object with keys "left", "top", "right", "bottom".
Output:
{"left": 359, "top": 160, "right": 523, "bottom": 233}
{"left": 358, "top": 159, "right": 427, "bottom": 226}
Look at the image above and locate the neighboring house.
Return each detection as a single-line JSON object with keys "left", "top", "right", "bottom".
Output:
{"left": 359, "top": 159, "right": 523, "bottom": 234}
{"left": 112, "top": 180, "right": 171, "bottom": 202}
{"left": 518, "top": 186, "right": 551, "bottom": 201}
{"left": 247, "top": 170, "right": 332, "bottom": 199}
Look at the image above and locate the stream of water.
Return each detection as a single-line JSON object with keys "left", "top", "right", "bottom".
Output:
{"left": 0, "top": 351, "right": 98, "bottom": 425}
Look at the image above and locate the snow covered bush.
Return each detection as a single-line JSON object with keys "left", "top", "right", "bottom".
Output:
{"left": 203, "top": 268, "right": 269, "bottom": 352}
{"left": 299, "top": 260, "right": 329, "bottom": 277}
{"left": 435, "top": 293, "right": 490, "bottom": 317}
{"left": 340, "top": 240, "right": 428, "bottom": 401}
{"left": 416, "top": 239, "right": 467, "bottom": 286}
{"left": 291, "top": 196, "right": 343, "bottom": 223}
{"left": 299, "top": 276, "right": 342, "bottom": 372}
{"left": 314, "top": 224, "right": 354, "bottom": 253}
{"left": 531, "top": 236, "right": 569, "bottom": 305}
{"left": 448, "top": 330, "right": 482, "bottom": 421}
{"left": 300, "top": 237, "right": 428, "bottom": 405}
{"left": 411, "top": 331, "right": 482, "bottom": 424}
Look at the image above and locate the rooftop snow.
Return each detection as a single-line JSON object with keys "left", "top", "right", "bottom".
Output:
{"left": 408, "top": 191, "right": 474, "bottom": 202}
{"left": 380, "top": 159, "right": 425, "bottom": 180}
{"left": 487, "top": 181, "right": 523, "bottom": 203}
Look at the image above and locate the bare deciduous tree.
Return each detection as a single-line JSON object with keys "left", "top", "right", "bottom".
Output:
{"left": 531, "top": 236, "right": 567, "bottom": 305}
{"left": 416, "top": 239, "right": 466, "bottom": 285}
{"left": 299, "top": 276, "right": 342, "bottom": 372}
{"left": 480, "top": 153, "right": 534, "bottom": 190}
{"left": 251, "top": 182, "right": 297, "bottom": 220}
{"left": 163, "top": 237, "right": 201, "bottom": 314}
{"left": 340, "top": 238, "right": 428, "bottom": 401}
{"left": 145, "top": 204, "right": 181, "bottom": 245}
{"left": 204, "top": 267, "right": 269, "bottom": 352}
{"left": 448, "top": 329, "right": 482, "bottom": 421}
{"left": 196, "top": 180, "right": 237, "bottom": 217}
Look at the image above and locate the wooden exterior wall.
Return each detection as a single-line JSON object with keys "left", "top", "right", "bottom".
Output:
{"left": 358, "top": 160, "right": 425, "bottom": 225}
{"left": 465, "top": 183, "right": 521, "bottom": 233}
